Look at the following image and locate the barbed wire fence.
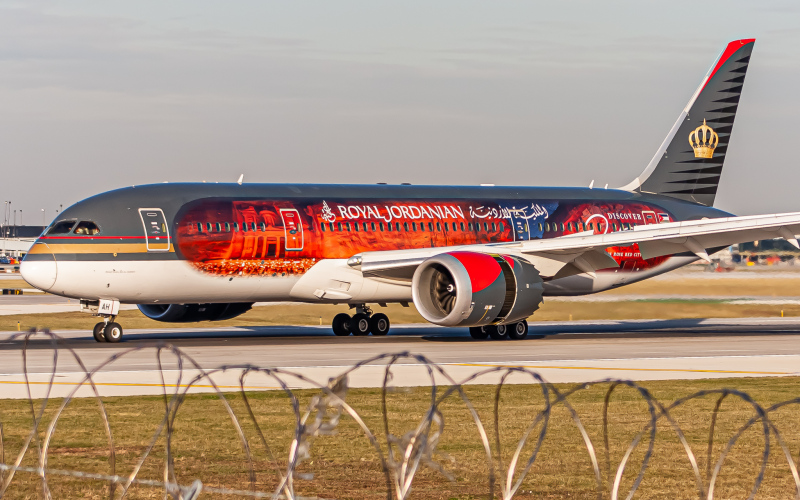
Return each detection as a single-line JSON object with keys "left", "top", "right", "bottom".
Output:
{"left": 0, "top": 328, "right": 799, "bottom": 499}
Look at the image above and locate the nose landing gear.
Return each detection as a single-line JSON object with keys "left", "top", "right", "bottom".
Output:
{"left": 83, "top": 299, "right": 124, "bottom": 343}
{"left": 92, "top": 317, "right": 123, "bottom": 343}
{"left": 330, "top": 305, "right": 392, "bottom": 336}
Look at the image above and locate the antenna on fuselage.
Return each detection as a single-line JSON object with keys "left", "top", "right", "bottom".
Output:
{"left": 589, "top": 180, "right": 594, "bottom": 189}
{"left": 237, "top": 174, "right": 243, "bottom": 185}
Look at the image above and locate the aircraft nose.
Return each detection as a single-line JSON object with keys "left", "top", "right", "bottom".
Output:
{"left": 20, "top": 243, "right": 57, "bottom": 291}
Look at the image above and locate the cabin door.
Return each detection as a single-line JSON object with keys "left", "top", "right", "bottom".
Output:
{"left": 138, "top": 208, "right": 171, "bottom": 252}
{"left": 280, "top": 208, "right": 304, "bottom": 250}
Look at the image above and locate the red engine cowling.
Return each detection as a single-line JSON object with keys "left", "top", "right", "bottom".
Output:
{"left": 411, "top": 251, "right": 543, "bottom": 327}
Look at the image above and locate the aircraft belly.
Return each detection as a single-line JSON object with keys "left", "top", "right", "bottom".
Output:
{"left": 543, "top": 255, "right": 698, "bottom": 296}
{"left": 49, "top": 260, "right": 298, "bottom": 304}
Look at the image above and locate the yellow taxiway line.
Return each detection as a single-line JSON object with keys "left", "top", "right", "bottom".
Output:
{"left": 451, "top": 362, "right": 794, "bottom": 376}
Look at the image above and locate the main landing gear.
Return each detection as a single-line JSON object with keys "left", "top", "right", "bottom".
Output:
{"left": 332, "top": 305, "right": 391, "bottom": 336}
{"left": 469, "top": 320, "right": 529, "bottom": 341}
{"left": 92, "top": 316, "right": 123, "bottom": 343}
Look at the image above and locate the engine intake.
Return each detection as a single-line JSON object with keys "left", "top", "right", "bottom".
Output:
{"left": 411, "top": 251, "right": 542, "bottom": 327}
{"left": 137, "top": 303, "right": 253, "bottom": 323}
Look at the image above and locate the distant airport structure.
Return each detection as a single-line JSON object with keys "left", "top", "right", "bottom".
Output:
{"left": 0, "top": 225, "right": 45, "bottom": 258}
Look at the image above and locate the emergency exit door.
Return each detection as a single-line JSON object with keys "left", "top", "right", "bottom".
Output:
{"left": 279, "top": 208, "right": 304, "bottom": 250}
{"left": 138, "top": 208, "right": 171, "bottom": 251}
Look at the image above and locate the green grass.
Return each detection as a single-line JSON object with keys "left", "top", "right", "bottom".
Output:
{"left": 2, "top": 378, "right": 800, "bottom": 498}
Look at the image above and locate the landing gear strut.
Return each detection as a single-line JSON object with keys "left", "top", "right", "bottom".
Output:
{"left": 330, "top": 305, "right": 391, "bottom": 336}
{"left": 470, "top": 320, "right": 529, "bottom": 341}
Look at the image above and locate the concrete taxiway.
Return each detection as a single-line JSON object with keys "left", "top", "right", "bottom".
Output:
{"left": 1, "top": 317, "right": 800, "bottom": 399}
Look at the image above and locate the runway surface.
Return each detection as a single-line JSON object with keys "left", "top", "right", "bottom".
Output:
{"left": 2, "top": 317, "right": 800, "bottom": 398}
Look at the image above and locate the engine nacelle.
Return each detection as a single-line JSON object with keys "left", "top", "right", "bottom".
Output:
{"left": 137, "top": 303, "right": 254, "bottom": 323}
{"left": 411, "top": 251, "right": 543, "bottom": 327}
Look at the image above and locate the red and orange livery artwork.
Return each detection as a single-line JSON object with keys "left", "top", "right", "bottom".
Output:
{"left": 174, "top": 198, "right": 674, "bottom": 277}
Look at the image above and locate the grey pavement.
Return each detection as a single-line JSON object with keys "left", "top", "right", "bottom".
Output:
{"left": 1, "top": 318, "right": 800, "bottom": 398}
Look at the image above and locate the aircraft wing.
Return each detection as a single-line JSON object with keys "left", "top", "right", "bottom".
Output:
{"left": 353, "top": 212, "right": 800, "bottom": 281}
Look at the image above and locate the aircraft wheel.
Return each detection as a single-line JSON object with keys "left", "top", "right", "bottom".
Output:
{"left": 370, "top": 313, "right": 390, "bottom": 336}
{"left": 332, "top": 313, "right": 352, "bottom": 336}
{"left": 488, "top": 324, "right": 508, "bottom": 340}
{"left": 92, "top": 322, "right": 106, "bottom": 342}
{"left": 507, "top": 320, "right": 529, "bottom": 340}
{"left": 350, "top": 313, "right": 371, "bottom": 336}
{"left": 469, "top": 326, "right": 489, "bottom": 340}
{"left": 104, "top": 322, "right": 123, "bottom": 343}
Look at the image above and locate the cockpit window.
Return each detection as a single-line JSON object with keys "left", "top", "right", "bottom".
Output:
{"left": 47, "top": 220, "right": 77, "bottom": 235}
{"left": 73, "top": 221, "right": 100, "bottom": 235}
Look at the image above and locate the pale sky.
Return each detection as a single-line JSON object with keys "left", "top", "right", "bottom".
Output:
{"left": 2, "top": 0, "right": 800, "bottom": 225}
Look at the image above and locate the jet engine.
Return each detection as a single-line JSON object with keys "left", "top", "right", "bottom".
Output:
{"left": 137, "top": 303, "right": 254, "bottom": 323}
{"left": 411, "top": 251, "right": 543, "bottom": 327}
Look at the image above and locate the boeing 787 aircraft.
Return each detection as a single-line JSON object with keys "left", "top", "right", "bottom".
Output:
{"left": 21, "top": 38, "right": 800, "bottom": 342}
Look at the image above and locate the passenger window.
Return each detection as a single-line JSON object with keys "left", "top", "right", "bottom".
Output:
{"left": 395, "top": 222, "right": 401, "bottom": 231}
{"left": 345, "top": 222, "right": 351, "bottom": 231}
{"left": 234, "top": 223, "right": 240, "bottom": 232}
{"left": 420, "top": 222, "right": 425, "bottom": 232}
{"left": 483, "top": 222, "right": 488, "bottom": 231}
{"left": 363, "top": 222, "right": 368, "bottom": 231}
{"left": 468, "top": 222, "right": 473, "bottom": 231}
{"left": 460, "top": 222, "right": 464, "bottom": 231}
{"left": 321, "top": 223, "right": 326, "bottom": 232}
{"left": 499, "top": 222, "right": 504, "bottom": 231}
{"left": 337, "top": 222, "right": 342, "bottom": 231}
{"left": 329, "top": 222, "right": 334, "bottom": 231}
{"left": 251, "top": 222, "right": 257, "bottom": 231}
{"left": 403, "top": 222, "right": 409, "bottom": 231}
{"left": 436, "top": 222, "right": 441, "bottom": 231}
{"left": 412, "top": 222, "right": 417, "bottom": 231}
{"left": 354, "top": 222, "right": 359, "bottom": 232}
{"left": 196, "top": 222, "right": 203, "bottom": 233}
{"left": 450, "top": 222, "right": 456, "bottom": 231}
{"left": 225, "top": 222, "right": 231, "bottom": 232}
{"left": 371, "top": 222, "right": 376, "bottom": 231}
{"left": 387, "top": 222, "right": 392, "bottom": 232}
{"left": 545, "top": 223, "right": 550, "bottom": 232}
{"left": 380, "top": 222, "right": 385, "bottom": 231}
{"left": 429, "top": 222, "right": 434, "bottom": 231}
{"left": 260, "top": 222, "right": 266, "bottom": 232}
{"left": 72, "top": 221, "right": 100, "bottom": 235}
{"left": 491, "top": 222, "right": 496, "bottom": 231}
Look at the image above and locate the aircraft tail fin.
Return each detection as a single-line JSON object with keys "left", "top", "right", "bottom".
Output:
{"left": 620, "top": 39, "right": 755, "bottom": 206}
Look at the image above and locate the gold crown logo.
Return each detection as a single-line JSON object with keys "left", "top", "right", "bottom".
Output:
{"left": 688, "top": 119, "right": 718, "bottom": 159}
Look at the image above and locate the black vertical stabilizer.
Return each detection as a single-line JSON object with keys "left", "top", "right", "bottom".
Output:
{"left": 621, "top": 39, "right": 755, "bottom": 206}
